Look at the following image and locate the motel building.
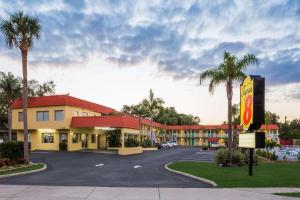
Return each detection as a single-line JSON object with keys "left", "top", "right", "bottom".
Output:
{"left": 11, "top": 95, "right": 279, "bottom": 155}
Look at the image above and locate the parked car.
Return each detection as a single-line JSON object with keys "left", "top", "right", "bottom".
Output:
{"left": 161, "top": 141, "right": 176, "bottom": 148}
{"left": 169, "top": 141, "right": 178, "bottom": 147}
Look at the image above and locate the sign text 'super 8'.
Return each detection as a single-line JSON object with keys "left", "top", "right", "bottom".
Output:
{"left": 240, "top": 76, "right": 254, "bottom": 130}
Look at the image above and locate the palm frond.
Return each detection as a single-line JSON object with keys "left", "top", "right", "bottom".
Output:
{"left": 237, "top": 54, "right": 258, "bottom": 71}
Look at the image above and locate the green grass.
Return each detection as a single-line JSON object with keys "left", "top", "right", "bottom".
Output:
{"left": 0, "top": 163, "right": 45, "bottom": 175}
{"left": 168, "top": 161, "right": 300, "bottom": 188}
{"left": 274, "top": 193, "right": 300, "bottom": 198}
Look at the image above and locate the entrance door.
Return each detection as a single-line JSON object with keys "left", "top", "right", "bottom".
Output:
{"left": 59, "top": 133, "right": 68, "bottom": 143}
{"left": 82, "top": 134, "right": 88, "bottom": 149}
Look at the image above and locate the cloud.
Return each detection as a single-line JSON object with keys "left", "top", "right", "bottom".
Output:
{"left": 0, "top": 0, "right": 300, "bottom": 93}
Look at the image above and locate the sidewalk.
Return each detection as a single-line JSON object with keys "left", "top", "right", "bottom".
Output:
{"left": 0, "top": 185, "right": 299, "bottom": 200}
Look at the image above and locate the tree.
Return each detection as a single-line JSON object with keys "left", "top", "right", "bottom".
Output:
{"left": 265, "top": 111, "right": 280, "bottom": 125}
{"left": 0, "top": 72, "right": 22, "bottom": 140}
{"left": 1, "top": 11, "right": 41, "bottom": 161}
{"left": 142, "top": 89, "right": 164, "bottom": 145}
{"left": 28, "top": 80, "right": 55, "bottom": 97}
{"left": 200, "top": 51, "right": 258, "bottom": 165}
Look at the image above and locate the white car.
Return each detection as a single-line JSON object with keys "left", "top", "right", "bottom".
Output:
{"left": 161, "top": 141, "right": 177, "bottom": 148}
{"left": 169, "top": 141, "right": 178, "bottom": 147}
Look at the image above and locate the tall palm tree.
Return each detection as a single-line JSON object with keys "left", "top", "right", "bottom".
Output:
{"left": 1, "top": 11, "right": 41, "bottom": 161}
{"left": 143, "top": 89, "right": 164, "bottom": 145}
{"left": 200, "top": 51, "right": 258, "bottom": 165}
{"left": 0, "top": 72, "right": 22, "bottom": 141}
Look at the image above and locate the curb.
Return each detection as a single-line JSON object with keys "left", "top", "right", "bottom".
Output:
{"left": 0, "top": 163, "right": 47, "bottom": 179}
{"left": 165, "top": 162, "right": 217, "bottom": 187}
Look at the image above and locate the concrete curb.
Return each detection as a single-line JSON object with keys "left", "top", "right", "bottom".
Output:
{"left": 165, "top": 162, "right": 217, "bottom": 187}
{"left": 0, "top": 163, "right": 47, "bottom": 179}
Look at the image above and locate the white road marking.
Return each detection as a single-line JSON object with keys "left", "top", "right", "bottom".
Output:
{"left": 95, "top": 163, "right": 104, "bottom": 167}
{"left": 133, "top": 165, "right": 142, "bottom": 169}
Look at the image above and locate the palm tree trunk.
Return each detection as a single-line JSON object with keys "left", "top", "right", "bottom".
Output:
{"left": 150, "top": 119, "right": 153, "bottom": 146}
{"left": 21, "top": 49, "right": 29, "bottom": 162}
{"left": 7, "top": 105, "right": 12, "bottom": 140}
{"left": 227, "top": 82, "right": 233, "bottom": 166}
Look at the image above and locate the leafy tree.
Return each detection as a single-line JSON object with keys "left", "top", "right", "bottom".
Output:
{"left": 0, "top": 72, "right": 22, "bottom": 140}
{"left": 200, "top": 51, "right": 258, "bottom": 166}
{"left": 28, "top": 80, "right": 55, "bottom": 97}
{"left": 1, "top": 11, "right": 41, "bottom": 161}
{"left": 142, "top": 89, "right": 164, "bottom": 145}
{"left": 265, "top": 111, "right": 280, "bottom": 125}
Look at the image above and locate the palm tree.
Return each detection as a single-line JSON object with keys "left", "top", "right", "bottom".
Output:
{"left": 0, "top": 72, "right": 22, "bottom": 140}
{"left": 1, "top": 11, "right": 41, "bottom": 161}
{"left": 143, "top": 89, "right": 164, "bottom": 145}
{"left": 200, "top": 51, "right": 258, "bottom": 165}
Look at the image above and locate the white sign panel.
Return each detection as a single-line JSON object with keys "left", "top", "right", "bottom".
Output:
{"left": 239, "top": 133, "right": 256, "bottom": 148}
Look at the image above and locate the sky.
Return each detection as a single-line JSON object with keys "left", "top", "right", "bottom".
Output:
{"left": 0, "top": 0, "right": 300, "bottom": 124}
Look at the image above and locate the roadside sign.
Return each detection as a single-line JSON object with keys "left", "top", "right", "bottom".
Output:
{"left": 240, "top": 75, "right": 265, "bottom": 131}
{"left": 239, "top": 75, "right": 265, "bottom": 176}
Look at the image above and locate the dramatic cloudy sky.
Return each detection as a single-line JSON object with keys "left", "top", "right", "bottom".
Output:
{"left": 0, "top": 0, "right": 300, "bottom": 124}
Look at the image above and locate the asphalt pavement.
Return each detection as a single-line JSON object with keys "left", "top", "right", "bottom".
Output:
{"left": 0, "top": 147, "right": 216, "bottom": 188}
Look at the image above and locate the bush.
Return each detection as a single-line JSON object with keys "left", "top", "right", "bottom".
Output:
{"left": 141, "top": 139, "right": 152, "bottom": 148}
{"left": 59, "top": 142, "right": 68, "bottom": 151}
{"left": 0, "top": 141, "right": 24, "bottom": 161}
{"left": 0, "top": 158, "right": 12, "bottom": 167}
{"left": 125, "top": 138, "right": 139, "bottom": 147}
{"left": 232, "top": 150, "right": 246, "bottom": 166}
{"left": 106, "top": 129, "right": 121, "bottom": 147}
{"left": 215, "top": 149, "right": 228, "bottom": 166}
{"left": 270, "top": 151, "right": 278, "bottom": 161}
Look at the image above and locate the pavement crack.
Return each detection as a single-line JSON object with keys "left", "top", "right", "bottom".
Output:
{"left": 158, "top": 188, "right": 161, "bottom": 200}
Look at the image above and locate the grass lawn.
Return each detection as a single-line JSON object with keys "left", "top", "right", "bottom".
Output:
{"left": 168, "top": 161, "right": 300, "bottom": 188}
{"left": 0, "top": 163, "right": 45, "bottom": 176}
{"left": 274, "top": 193, "right": 300, "bottom": 198}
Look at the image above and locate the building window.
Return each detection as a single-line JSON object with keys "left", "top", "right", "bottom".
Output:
{"left": 18, "top": 112, "right": 23, "bottom": 122}
{"left": 42, "top": 133, "right": 54, "bottom": 143}
{"left": 74, "top": 111, "right": 79, "bottom": 116}
{"left": 72, "top": 133, "right": 79, "bottom": 143}
{"left": 37, "top": 111, "right": 49, "bottom": 121}
{"left": 82, "top": 112, "right": 88, "bottom": 116}
{"left": 91, "top": 134, "right": 96, "bottom": 143}
{"left": 55, "top": 110, "right": 64, "bottom": 121}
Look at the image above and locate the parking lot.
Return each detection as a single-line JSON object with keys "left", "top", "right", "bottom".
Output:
{"left": 0, "top": 147, "right": 215, "bottom": 188}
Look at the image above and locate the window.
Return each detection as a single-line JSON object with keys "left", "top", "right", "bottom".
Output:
{"left": 18, "top": 112, "right": 23, "bottom": 122}
{"left": 42, "top": 133, "right": 54, "bottom": 143}
{"left": 55, "top": 110, "right": 63, "bottom": 121}
{"left": 37, "top": 111, "right": 49, "bottom": 121}
{"left": 74, "top": 111, "right": 79, "bottom": 116}
{"left": 82, "top": 112, "right": 88, "bottom": 116}
{"left": 72, "top": 133, "right": 79, "bottom": 143}
{"left": 91, "top": 134, "right": 96, "bottom": 143}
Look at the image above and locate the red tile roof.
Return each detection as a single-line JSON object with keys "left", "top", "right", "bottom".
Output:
{"left": 11, "top": 95, "right": 115, "bottom": 115}
{"left": 71, "top": 116, "right": 140, "bottom": 129}
{"left": 260, "top": 124, "right": 279, "bottom": 130}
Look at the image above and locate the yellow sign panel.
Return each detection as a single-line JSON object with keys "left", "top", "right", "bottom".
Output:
{"left": 240, "top": 76, "right": 254, "bottom": 130}
{"left": 239, "top": 133, "right": 256, "bottom": 148}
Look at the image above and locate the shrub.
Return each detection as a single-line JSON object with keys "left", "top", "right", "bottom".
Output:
{"left": 59, "top": 142, "right": 68, "bottom": 151}
{"left": 215, "top": 149, "right": 228, "bottom": 166}
{"left": 202, "top": 145, "right": 208, "bottom": 150}
{"left": 232, "top": 150, "right": 246, "bottom": 166}
{"left": 106, "top": 129, "right": 121, "bottom": 147}
{"left": 271, "top": 151, "right": 278, "bottom": 160}
{"left": 0, "top": 141, "right": 24, "bottom": 161}
{"left": 141, "top": 139, "right": 152, "bottom": 148}
{"left": 125, "top": 138, "right": 139, "bottom": 147}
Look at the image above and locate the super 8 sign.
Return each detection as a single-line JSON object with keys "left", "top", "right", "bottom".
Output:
{"left": 240, "top": 75, "right": 265, "bottom": 131}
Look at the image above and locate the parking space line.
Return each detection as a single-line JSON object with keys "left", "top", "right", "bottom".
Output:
{"left": 95, "top": 163, "right": 104, "bottom": 167}
{"left": 133, "top": 165, "right": 142, "bottom": 169}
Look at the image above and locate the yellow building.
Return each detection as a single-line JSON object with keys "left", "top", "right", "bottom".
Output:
{"left": 12, "top": 95, "right": 280, "bottom": 152}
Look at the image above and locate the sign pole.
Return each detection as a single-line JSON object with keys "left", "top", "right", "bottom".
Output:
{"left": 249, "top": 148, "right": 253, "bottom": 176}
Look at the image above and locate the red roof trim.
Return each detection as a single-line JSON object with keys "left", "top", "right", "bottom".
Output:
{"left": 71, "top": 116, "right": 140, "bottom": 129}
{"left": 11, "top": 95, "right": 115, "bottom": 114}
{"left": 208, "top": 138, "right": 219, "bottom": 142}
